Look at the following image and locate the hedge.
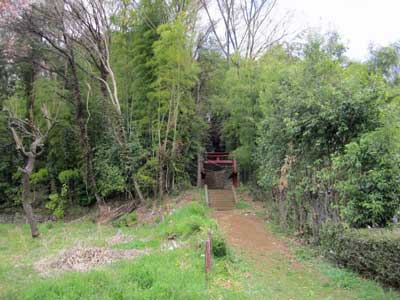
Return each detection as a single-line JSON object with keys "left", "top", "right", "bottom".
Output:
{"left": 320, "top": 225, "right": 400, "bottom": 288}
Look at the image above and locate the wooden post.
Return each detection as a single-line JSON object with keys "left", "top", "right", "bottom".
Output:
{"left": 231, "top": 185, "right": 238, "bottom": 204}
{"left": 208, "top": 229, "right": 212, "bottom": 253}
{"left": 204, "top": 184, "right": 209, "bottom": 207}
{"left": 205, "top": 229, "right": 212, "bottom": 281}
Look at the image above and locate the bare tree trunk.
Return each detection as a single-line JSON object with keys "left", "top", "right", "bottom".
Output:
{"left": 99, "top": 69, "right": 109, "bottom": 105}
{"left": 99, "top": 60, "right": 144, "bottom": 203}
{"left": 114, "top": 108, "right": 145, "bottom": 203}
{"left": 21, "top": 158, "right": 39, "bottom": 238}
{"left": 158, "top": 150, "right": 164, "bottom": 199}
{"left": 70, "top": 60, "right": 104, "bottom": 205}
{"left": 159, "top": 169, "right": 164, "bottom": 199}
{"left": 197, "top": 153, "right": 203, "bottom": 187}
{"left": 133, "top": 178, "right": 144, "bottom": 203}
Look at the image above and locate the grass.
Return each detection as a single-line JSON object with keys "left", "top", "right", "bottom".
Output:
{"left": 235, "top": 198, "right": 251, "bottom": 210}
{"left": 1, "top": 192, "right": 399, "bottom": 300}
{"left": 211, "top": 247, "right": 400, "bottom": 300}
{"left": 292, "top": 246, "right": 400, "bottom": 300}
{"left": 20, "top": 250, "right": 208, "bottom": 300}
{"left": 0, "top": 200, "right": 230, "bottom": 300}
{"left": 257, "top": 224, "right": 400, "bottom": 300}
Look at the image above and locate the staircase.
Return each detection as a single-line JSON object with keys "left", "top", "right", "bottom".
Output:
{"left": 208, "top": 189, "right": 235, "bottom": 211}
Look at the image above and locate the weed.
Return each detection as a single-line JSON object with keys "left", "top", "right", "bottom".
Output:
{"left": 212, "top": 231, "right": 228, "bottom": 258}
{"left": 235, "top": 199, "right": 251, "bottom": 209}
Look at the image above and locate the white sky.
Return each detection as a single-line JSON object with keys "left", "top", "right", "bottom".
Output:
{"left": 278, "top": 0, "right": 400, "bottom": 60}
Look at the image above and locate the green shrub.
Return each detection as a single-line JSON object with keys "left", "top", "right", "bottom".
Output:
{"left": 136, "top": 158, "right": 157, "bottom": 197}
{"left": 332, "top": 129, "right": 400, "bottom": 227}
{"left": 160, "top": 202, "right": 212, "bottom": 239}
{"left": 58, "top": 169, "right": 80, "bottom": 184}
{"left": 112, "top": 212, "right": 138, "bottom": 228}
{"left": 320, "top": 224, "right": 400, "bottom": 288}
{"left": 212, "top": 232, "right": 228, "bottom": 258}
{"left": 184, "top": 202, "right": 207, "bottom": 217}
{"left": 57, "top": 169, "right": 93, "bottom": 206}
{"left": 46, "top": 184, "right": 68, "bottom": 219}
{"left": 30, "top": 168, "right": 49, "bottom": 185}
{"left": 165, "top": 215, "right": 206, "bottom": 238}
{"left": 93, "top": 146, "right": 126, "bottom": 198}
{"left": 184, "top": 216, "right": 203, "bottom": 234}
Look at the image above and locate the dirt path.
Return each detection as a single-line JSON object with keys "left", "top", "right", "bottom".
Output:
{"left": 213, "top": 210, "right": 290, "bottom": 256}
{"left": 211, "top": 203, "right": 399, "bottom": 300}
{"left": 212, "top": 209, "right": 304, "bottom": 275}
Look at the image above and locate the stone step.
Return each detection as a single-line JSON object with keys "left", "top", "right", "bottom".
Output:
{"left": 210, "top": 200, "right": 234, "bottom": 203}
{"left": 211, "top": 206, "right": 235, "bottom": 210}
{"left": 208, "top": 188, "right": 235, "bottom": 211}
{"left": 212, "top": 207, "right": 234, "bottom": 211}
{"left": 210, "top": 200, "right": 235, "bottom": 203}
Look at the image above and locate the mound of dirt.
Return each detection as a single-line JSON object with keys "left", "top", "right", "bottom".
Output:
{"left": 35, "top": 247, "right": 147, "bottom": 275}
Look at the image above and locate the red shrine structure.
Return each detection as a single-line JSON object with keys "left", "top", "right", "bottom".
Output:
{"left": 201, "top": 152, "right": 238, "bottom": 188}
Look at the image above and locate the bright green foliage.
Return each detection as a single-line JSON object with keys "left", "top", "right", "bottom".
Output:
{"left": 255, "top": 34, "right": 388, "bottom": 232}
{"left": 58, "top": 169, "right": 80, "bottom": 184}
{"left": 46, "top": 184, "right": 68, "bottom": 219}
{"left": 332, "top": 128, "right": 400, "bottom": 227}
{"left": 136, "top": 157, "right": 158, "bottom": 195}
{"left": 30, "top": 168, "right": 48, "bottom": 186}
{"left": 211, "top": 231, "right": 228, "bottom": 257}
{"left": 111, "top": 5, "right": 204, "bottom": 197}
{"left": 57, "top": 169, "right": 90, "bottom": 206}
{"left": 211, "top": 56, "right": 262, "bottom": 180}
{"left": 93, "top": 146, "right": 127, "bottom": 199}
{"left": 112, "top": 0, "right": 167, "bottom": 139}
{"left": 149, "top": 18, "right": 202, "bottom": 194}
{"left": 1, "top": 8, "right": 400, "bottom": 298}
{"left": 158, "top": 202, "right": 214, "bottom": 238}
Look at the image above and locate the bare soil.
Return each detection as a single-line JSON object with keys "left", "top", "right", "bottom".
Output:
{"left": 213, "top": 210, "right": 291, "bottom": 257}
{"left": 35, "top": 247, "right": 147, "bottom": 275}
{"left": 33, "top": 191, "right": 199, "bottom": 276}
{"left": 212, "top": 197, "right": 302, "bottom": 270}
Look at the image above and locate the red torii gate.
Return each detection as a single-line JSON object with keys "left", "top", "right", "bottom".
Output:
{"left": 201, "top": 152, "right": 238, "bottom": 188}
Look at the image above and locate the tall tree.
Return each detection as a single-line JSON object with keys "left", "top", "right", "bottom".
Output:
{"left": 59, "top": 0, "right": 146, "bottom": 203}
{"left": 201, "top": 0, "right": 292, "bottom": 62}
{"left": 150, "top": 18, "right": 200, "bottom": 197}
{"left": 5, "top": 60, "right": 58, "bottom": 237}
{"left": 10, "top": 1, "right": 105, "bottom": 204}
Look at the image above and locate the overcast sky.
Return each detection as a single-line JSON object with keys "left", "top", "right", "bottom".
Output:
{"left": 278, "top": 0, "right": 400, "bottom": 60}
